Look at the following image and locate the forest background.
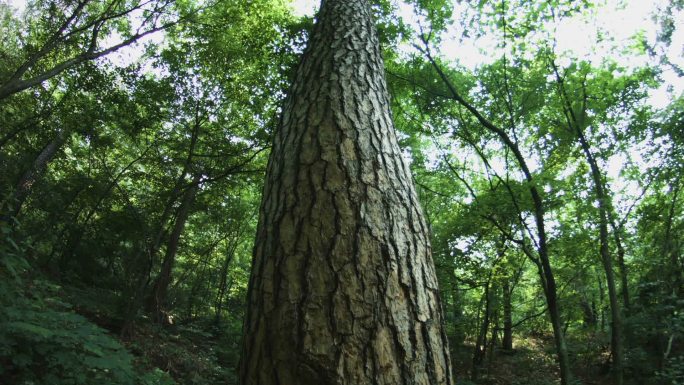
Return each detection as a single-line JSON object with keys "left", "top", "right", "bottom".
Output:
{"left": 0, "top": 0, "right": 682, "bottom": 384}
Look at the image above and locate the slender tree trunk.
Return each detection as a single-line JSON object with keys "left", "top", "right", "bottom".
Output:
{"left": 3, "top": 129, "right": 66, "bottom": 218}
{"left": 239, "top": 1, "right": 453, "bottom": 384}
{"left": 541, "top": 266, "right": 571, "bottom": 385}
{"left": 215, "top": 234, "right": 240, "bottom": 325}
{"left": 580, "top": 297, "right": 597, "bottom": 328}
{"left": 615, "top": 233, "right": 630, "bottom": 311}
{"left": 597, "top": 270, "right": 606, "bottom": 331}
{"left": 146, "top": 173, "right": 200, "bottom": 323}
{"left": 550, "top": 61, "right": 623, "bottom": 385}
{"left": 608, "top": 214, "right": 630, "bottom": 312}
{"left": 184, "top": 265, "right": 207, "bottom": 321}
{"left": 119, "top": 186, "right": 181, "bottom": 336}
{"left": 472, "top": 281, "right": 490, "bottom": 381}
{"left": 661, "top": 183, "right": 682, "bottom": 367}
{"left": 425, "top": 49, "right": 572, "bottom": 385}
{"left": 120, "top": 123, "right": 201, "bottom": 335}
{"left": 451, "top": 279, "right": 465, "bottom": 348}
{"left": 502, "top": 279, "right": 513, "bottom": 350}
{"left": 488, "top": 284, "right": 500, "bottom": 363}
{"left": 664, "top": 183, "right": 682, "bottom": 297}
{"left": 573, "top": 114, "right": 624, "bottom": 385}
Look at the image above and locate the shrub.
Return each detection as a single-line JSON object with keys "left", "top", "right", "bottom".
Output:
{"left": 0, "top": 222, "right": 175, "bottom": 385}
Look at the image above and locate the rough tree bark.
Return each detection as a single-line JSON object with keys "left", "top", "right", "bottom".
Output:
{"left": 239, "top": 1, "right": 453, "bottom": 384}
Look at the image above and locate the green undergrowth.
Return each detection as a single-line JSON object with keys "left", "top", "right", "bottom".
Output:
{"left": 0, "top": 223, "right": 242, "bottom": 385}
{"left": 452, "top": 328, "right": 684, "bottom": 385}
{"left": 0, "top": 225, "right": 172, "bottom": 384}
{"left": 125, "top": 320, "right": 243, "bottom": 385}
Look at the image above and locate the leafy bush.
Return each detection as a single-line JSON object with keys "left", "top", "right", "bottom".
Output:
{"left": 657, "top": 355, "right": 684, "bottom": 385}
{"left": 0, "top": 222, "right": 175, "bottom": 385}
{"left": 0, "top": 302, "right": 139, "bottom": 384}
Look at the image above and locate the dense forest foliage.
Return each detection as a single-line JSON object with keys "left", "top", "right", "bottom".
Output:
{"left": 0, "top": 0, "right": 682, "bottom": 384}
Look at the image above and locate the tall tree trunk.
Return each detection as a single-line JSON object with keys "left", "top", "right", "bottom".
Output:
{"left": 3, "top": 129, "right": 66, "bottom": 218}
{"left": 489, "top": 281, "right": 502, "bottom": 370}
{"left": 555, "top": 67, "right": 624, "bottom": 384}
{"left": 239, "top": 1, "right": 453, "bottom": 384}
{"left": 146, "top": 173, "right": 200, "bottom": 323}
{"left": 120, "top": 122, "right": 201, "bottom": 335}
{"left": 472, "top": 280, "right": 491, "bottom": 381}
{"left": 661, "top": 182, "right": 682, "bottom": 367}
{"left": 424, "top": 48, "right": 572, "bottom": 385}
{"left": 502, "top": 279, "right": 513, "bottom": 350}
{"left": 597, "top": 270, "right": 606, "bottom": 331}
{"left": 607, "top": 211, "right": 630, "bottom": 312}
{"left": 664, "top": 183, "right": 682, "bottom": 297}
{"left": 582, "top": 144, "right": 624, "bottom": 385}
{"left": 580, "top": 297, "right": 597, "bottom": 329}
{"left": 215, "top": 233, "right": 241, "bottom": 325}
{"left": 614, "top": 229, "right": 630, "bottom": 312}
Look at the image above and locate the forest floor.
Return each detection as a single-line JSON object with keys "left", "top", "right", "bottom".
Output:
{"left": 451, "top": 336, "right": 613, "bottom": 385}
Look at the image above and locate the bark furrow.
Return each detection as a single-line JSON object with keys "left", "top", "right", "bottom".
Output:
{"left": 239, "top": 1, "right": 453, "bottom": 384}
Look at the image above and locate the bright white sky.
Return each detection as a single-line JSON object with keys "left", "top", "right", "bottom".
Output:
{"left": 291, "top": 0, "right": 682, "bottom": 106}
